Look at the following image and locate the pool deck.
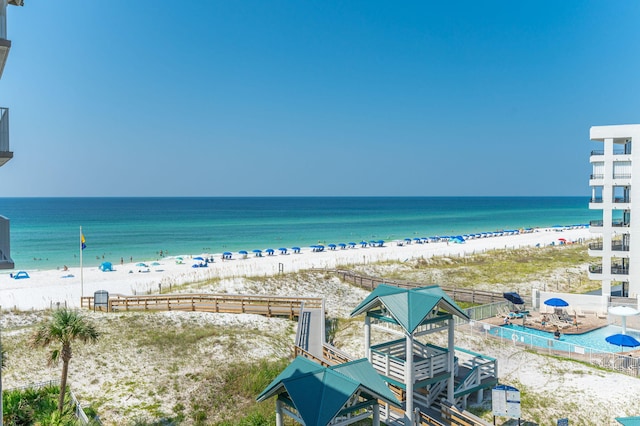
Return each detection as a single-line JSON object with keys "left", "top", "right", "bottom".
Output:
{"left": 484, "top": 310, "right": 640, "bottom": 359}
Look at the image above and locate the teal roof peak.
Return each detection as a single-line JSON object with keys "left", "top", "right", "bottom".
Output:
{"left": 257, "top": 356, "right": 400, "bottom": 426}
{"left": 350, "top": 284, "right": 469, "bottom": 334}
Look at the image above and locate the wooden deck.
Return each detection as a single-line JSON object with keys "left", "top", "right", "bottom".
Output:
{"left": 80, "top": 293, "right": 323, "bottom": 319}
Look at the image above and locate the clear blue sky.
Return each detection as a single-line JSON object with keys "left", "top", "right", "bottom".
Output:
{"left": 2, "top": 1, "right": 639, "bottom": 197}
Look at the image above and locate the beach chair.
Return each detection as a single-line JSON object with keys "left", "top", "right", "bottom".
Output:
{"left": 574, "top": 306, "right": 587, "bottom": 318}
{"left": 496, "top": 305, "right": 510, "bottom": 318}
{"left": 597, "top": 310, "right": 608, "bottom": 319}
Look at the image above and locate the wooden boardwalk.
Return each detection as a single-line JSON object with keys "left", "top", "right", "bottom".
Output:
{"left": 80, "top": 293, "right": 323, "bottom": 319}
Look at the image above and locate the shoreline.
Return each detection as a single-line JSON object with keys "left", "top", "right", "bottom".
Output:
{"left": 0, "top": 227, "right": 591, "bottom": 311}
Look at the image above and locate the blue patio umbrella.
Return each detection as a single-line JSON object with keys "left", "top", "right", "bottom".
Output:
{"left": 292, "top": 247, "right": 301, "bottom": 253}
{"left": 606, "top": 333, "right": 640, "bottom": 348}
{"left": 223, "top": 252, "right": 232, "bottom": 256}
{"left": 328, "top": 243, "right": 337, "bottom": 249}
{"left": 278, "top": 247, "right": 288, "bottom": 254}
{"left": 338, "top": 243, "right": 347, "bottom": 249}
{"left": 253, "top": 249, "right": 262, "bottom": 253}
{"left": 239, "top": 250, "right": 248, "bottom": 256}
{"left": 503, "top": 292, "right": 525, "bottom": 305}
{"left": 360, "top": 241, "right": 368, "bottom": 247}
{"left": 544, "top": 298, "right": 569, "bottom": 307}
{"left": 265, "top": 248, "right": 274, "bottom": 255}
{"left": 348, "top": 242, "right": 356, "bottom": 247}
{"left": 404, "top": 238, "right": 412, "bottom": 242}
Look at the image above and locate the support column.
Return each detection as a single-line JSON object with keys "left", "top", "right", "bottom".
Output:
{"left": 372, "top": 402, "right": 380, "bottom": 426}
{"left": 447, "top": 318, "right": 455, "bottom": 404}
{"left": 364, "top": 314, "right": 371, "bottom": 361}
{"left": 404, "top": 333, "right": 414, "bottom": 426}
{"left": 275, "top": 399, "right": 284, "bottom": 426}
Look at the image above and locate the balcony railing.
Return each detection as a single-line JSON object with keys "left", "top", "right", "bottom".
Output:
{"left": 589, "top": 265, "right": 602, "bottom": 274}
{"left": 589, "top": 220, "right": 603, "bottom": 227}
{"left": 591, "top": 150, "right": 604, "bottom": 156}
{"left": 612, "top": 266, "right": 629, "bottom": 275}
{"left": 0, "top": 215, "right": 12, "bottom": 269}
{"left": 612, "top": 220, "right": 630, "bottom": 227}
{"left": 588, "top": 242, "right": 602, "bottom": 251}
{"left": 590, "top": 198, "right": 603, "bottom": 203}
{"left": 590, "top": 174, "right": 604, "bottom": 180}
{"left": 614, "top": 197, "right": 631, "bottom": 203}
{"left": 613, "top": 174, "right": 632, "bottom": 179}
{"left": 612, "top": 243, "right": 630, "bottom": 252}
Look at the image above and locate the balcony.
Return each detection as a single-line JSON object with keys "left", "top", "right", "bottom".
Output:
{"left": 612, "top": 242, "right": 630, "bottom": 252}
{"left": 591, "top": 150, "right": 604, "bottom": 156}
{"left": 614, "top": 197, "right": 631, "bottom": 204}
{"left": 0, "top": 107, "right": 11, "bottom": 166}
{"left": 612, "top": 266, "right": 629, "bottom": 275}
{"left": 590, "top": 198, "right": 603, "bottom": 203}
{"left": 589, "top": 220, "right": 603, "bottom": 227}
{"left": 589, "top": 265, "right": 602, "bottom": 274}
{"left": 590, "top": 174, "right": 604, "bottom": 181}
{"left": 613, "top": 174, "right": 632, "bottom": 180}
{"left": 588, "top": 242, "right": 602, "bottom": 251}
{"left": 0, "top": 215, "right": 12, "bottom": 269}
{"left": 612, "top": 220, "right": 630, "bottom": 228}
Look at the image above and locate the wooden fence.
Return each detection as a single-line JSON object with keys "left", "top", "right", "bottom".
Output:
{"left": 329, "top": 269, "right": 510, "bottom": 305}
{"left": 81, "top": 293, "right": 323, "bottom": 320}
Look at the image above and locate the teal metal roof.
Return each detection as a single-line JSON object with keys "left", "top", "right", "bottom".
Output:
{"left": 617, "top": 417, "right": 640, "bottom": 426}
{"left": 350, "top": 284, "right": 469, "bottom": 334}
{"left": 257, "top": 356, "right": 400, "bottom": 426}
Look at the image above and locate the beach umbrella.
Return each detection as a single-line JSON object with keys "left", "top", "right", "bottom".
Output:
{"left": 338, "top": 243, "right": 347, "bottom": 249}
{"left": 360, "top": 241, "right": 368, "bottom": 247}
{"left": 544, "top": 298, "right": 569, "bottom": 307}
{"left": 278, "top": 248, "right": 288, "bottom": 254}
{"left": 503, "top": 292, "right": 525, "bottom": 305}
{"left": 265, "top": 248, "right": 274, "bottom": 255}
{"left": 194, "top": 256, "right": 204, "bottom": 261}
{"left": 404, "top": 238, "right": 412, "bottom": 243}
{"left": 608, "top": 306, "right": 640, "bottom": 334}
{"left": 316, "top": 245, "right": 325, "bottom": 251}
{"left": 605, "top": 333, "right": 640, "bottom": 350}
{"left": 223, "top": 251, "right": 232, "bottom": 256}
{"left": 377, "top": 240, "right": 385, "bottom": 246}
{"left": 292, "top": 246, "right": 301, "bottom": 253}
{"left": 328, "top": 243, "right": 336, "bottom": 250}
{"left": 136, "top": 263, "right": 148, "bottom": 267}
{"left": 348, "top": 242, "right": 356, "bottom": 247}
{"left": 252, "top": 249, "right": 262, "bottom": 256}
{"left": 238, "top": 250, "right": 248, "bottom": 255}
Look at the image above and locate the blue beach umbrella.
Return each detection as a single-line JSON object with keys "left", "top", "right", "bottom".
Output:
{"left": 360, "top": 241, "right": 368, "bottom": 247}
{"left": 223, "top": 251, "right": 232, "bottom": 256}
{"left": 348, "top": 242, "right": 356, "bottom": 247}
{"left": 278, "top": 247, "right": 288, "bottom": 254}
{"left": 328, "top": 243, "right": 336, "bottom": 250}
{"left": 292, "top": 246, "right": 301, "bottom": 253}
{"left": 605, "top": 333, "right": 640, "bottom": 349}
{"left": 544, "top": 298, "right": 569, "bottom": 307}
{"left": 194, "top": 256, "right": 204, "bottom": 261}
{"left": 238, "top": 250, "right": 248, "bottom": 255}
{"left": 253, "top": 249, "right": 262, "bottom": 256}
{"left": 265, "top": 248, "right": 274, "bottom": 255}
{"left": 503, "top": 292, "right": 525, "bottom": 305}
{"left": 338, "top": 243, "right": 347, "bottom": 249}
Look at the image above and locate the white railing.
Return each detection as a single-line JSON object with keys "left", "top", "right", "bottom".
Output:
{"left": 370, "top": 339, "right": 452, "bottom": 382}
{"left": 463, "top": 320, "right": 640, "bottom": 377}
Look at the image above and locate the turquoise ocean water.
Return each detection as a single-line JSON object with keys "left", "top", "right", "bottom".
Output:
{"left": 0, "top": 197, "right": 592, "bottom": 271}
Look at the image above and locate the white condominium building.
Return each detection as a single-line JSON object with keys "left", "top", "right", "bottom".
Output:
{"left": 588, "top": 124, "right": 640, "bottom": 298}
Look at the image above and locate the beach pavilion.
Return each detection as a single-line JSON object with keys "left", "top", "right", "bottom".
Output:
{"left": 350, "top": 284, "right": 498, "bottom": 426}
{"left": 257, "top": 356, "right": 401, "bottom": 426}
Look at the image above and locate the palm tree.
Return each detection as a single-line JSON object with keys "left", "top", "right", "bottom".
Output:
{"left": 29, "top": 308, "right": 100, "bottom": 414}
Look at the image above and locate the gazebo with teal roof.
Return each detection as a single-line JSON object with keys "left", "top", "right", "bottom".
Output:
{"left": 350, "top": 284, "right": 497, "bottom": 426}
{"left": 257, "top": 356, "right": 401, "bottom": 426}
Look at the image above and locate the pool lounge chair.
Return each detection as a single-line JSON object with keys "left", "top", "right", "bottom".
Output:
{"left": 597, "top": 310, "right": 608, "bottom": 319}
{"left": 574, "top": 306, "right": 587, "bottom": 318}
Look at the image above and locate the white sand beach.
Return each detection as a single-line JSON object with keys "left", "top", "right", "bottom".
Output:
{"left": 0, "top": 227, "right": 590, "bottom": 311}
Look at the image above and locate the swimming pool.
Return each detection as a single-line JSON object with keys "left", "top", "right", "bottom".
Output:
{"left": 489, "top": 324, "right": 640, "bottom": 353}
